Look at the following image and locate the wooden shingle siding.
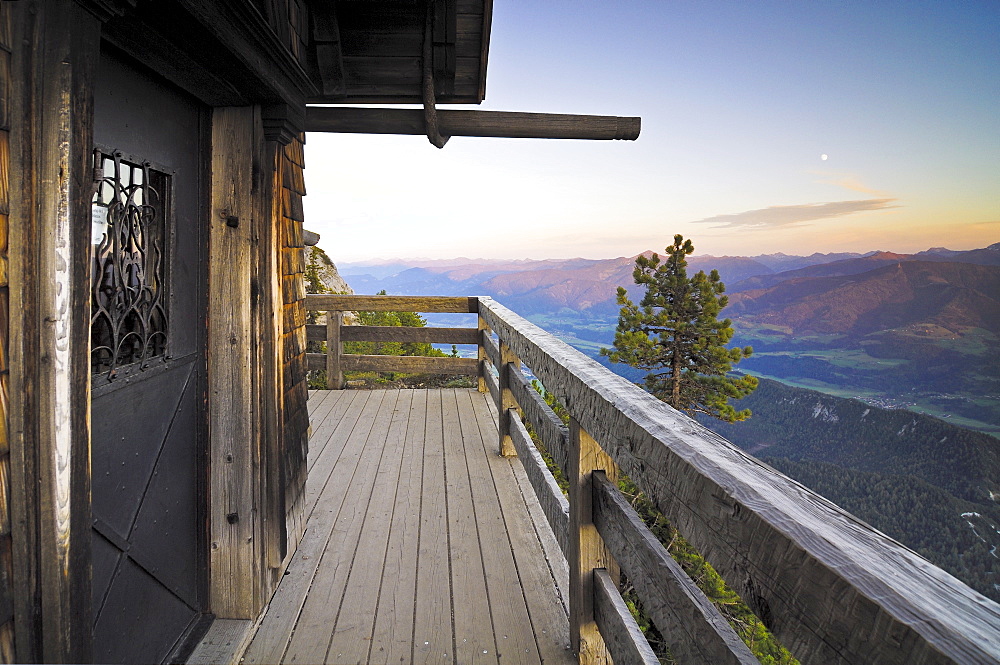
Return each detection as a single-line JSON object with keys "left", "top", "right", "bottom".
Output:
{"left": 0, "top": 5, "right": 12, "bottom": 661}
{"left": 280, "top": 133, "right": 308, "bottom": 552}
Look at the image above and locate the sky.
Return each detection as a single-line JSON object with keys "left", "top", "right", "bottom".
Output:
{"left": 303, "top": 1, "right": 1000, "bottom": 262}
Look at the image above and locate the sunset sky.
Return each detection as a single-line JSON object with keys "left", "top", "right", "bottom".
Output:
{"left": 303, "top": 1, "right": 999, "bottom": 262}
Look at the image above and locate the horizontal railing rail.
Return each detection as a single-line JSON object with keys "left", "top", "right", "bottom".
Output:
{"left": 304, "top": 294, "right": 479, "bottom": 388}
{"left": 304, "top": 293, "right": 1000, "bottom": 664}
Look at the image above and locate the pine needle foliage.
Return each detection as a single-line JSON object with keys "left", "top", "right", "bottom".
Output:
{"left": 602, "top": 234, "right": 758, "bottom": 423}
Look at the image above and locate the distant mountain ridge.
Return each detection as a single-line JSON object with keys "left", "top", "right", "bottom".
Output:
{"left": 340, "top": 244, "right": 1000, "bottom": 316}
{"left": 727, "top": 260, "right": 1000, "bottom": 337}
{"left": 338, "top": 243, "right": 1000, "bottom": 432}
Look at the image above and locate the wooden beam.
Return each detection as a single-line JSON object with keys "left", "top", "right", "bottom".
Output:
{"left": 478, "top": 296, "right": 1000, "bottom": 665}
{"left": 508, "top": 413, "right": 568, "bottom": 556}
{"left": 7, "top": 2, "right": 99, "bottom": 661}
{"left": 307, "top": 352, "right": 477, "bottom": 376}
{"left": 208, "top": 106, "right": 261, "bottom": 618}
{"left": 305, "top": 293, "right": 477, "bottom": 313}
{"left": 506, "top": 367, "right": 570, "bottom": 474}
{"left": 305, "top": 107, "right": 641, "bottom": 141}
{"left": 593, "top": 568, "right": 659, "bottom": 665}
{"left": 340, "top": 325, "right": 477, "bottom": 345}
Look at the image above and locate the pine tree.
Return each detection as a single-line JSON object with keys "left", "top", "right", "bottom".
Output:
{"left": 601, "top": 234, "right": 758, "bottom": 423}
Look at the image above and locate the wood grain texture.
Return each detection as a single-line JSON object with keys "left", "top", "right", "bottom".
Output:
{"left": 281, "top": 391, "right": 397, "bottom": 663}
{"left": 478, "top": 297, "right": 1000, "bottom": 665}
{"left": 253, "top": 137, "right": 287, "bottom": 573}
{"left": 186, "top": 619, "right": 255, "bottom": 665}
{"left": 307, "top": 352, "right": 478, "bottom": 375}
{"left": 325, "top": 311, "right": 343, "bottom": 389}
{"left": 483, "top": 363, "right": 499, "bottom": 405}
{"left": 369, "top": 390, "right": 426, "bottom": 664}
{"left": 593, "top": 568, "right": 659, "bottom": 665}
{"left": 497, "top": 343, "right": 519, "bottom": 457}
{"left": 241, "top": 392, "right": 370, "bottom": 665}
{"left": 208, "top": 106, "right": 261, "bottom": 618}
{"left": 506, "top": 366, "right": 569, "bottom": 474}
{"left": 0, "top": 4, "right": 11, "bottom": 657}
{"left": 279, "top": 133, "right": 309, "bottom": 553}
{"left": 305, "top": 293, "right": 478, "bottom": 313}
{"left": 441, "top": 389, "right": 496, "bottom": 664}
{"left": 307, "top": 323, "right": 478, "bottom": 345}
{"left": 306, "top": 107, "right": 641, "bottom": 141}
{"left": 7, "top": 3, "right": 99, "bottom": 661}
{"left": 464, "top": 390, "right": 574, "bottom": 664}
{"left": 509, "top": 414, "right": 569, "bottom": 556}
{"left": 463, "top": 390, "right": 543, "bottom": 663}
{"left": 324, "top": 390, "right": 412, "bottom": 663}
{"left": 593, "top": 472, "right": 758, "bottom": 665}
{"left": 568, "top": 420, "right": 615, "bottom": 664}
{"left": 476, "top": 315, "right": 489, "bottom": 393}
{"left": 244, "top": 390, "right": 575, "bottom": 665}
{"left": 412, "top": 389, "right": 453, "bottom": 664}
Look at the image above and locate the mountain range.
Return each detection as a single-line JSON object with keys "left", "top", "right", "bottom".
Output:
{"left": 340, "top": 243, "right": 1000, "bottom": 433}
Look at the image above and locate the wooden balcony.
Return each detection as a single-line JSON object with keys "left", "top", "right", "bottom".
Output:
{"left": 190, "top": 295, "right": 1000, "bottom": 665}
{"left": 245, "top": 388, "right": 574, "bottom": 664}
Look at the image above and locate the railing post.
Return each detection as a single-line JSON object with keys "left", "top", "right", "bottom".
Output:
{"left": 326, "top": 310, "right": 344, "bottom": 389}
{"left": 497, "top": 341, "right": 519, "bottom": 457}
{"left": 569, "top": 417, "right": 618, "bottom": 664}
{"left": 477, "top": 314, "right": 490, "bottom": 394}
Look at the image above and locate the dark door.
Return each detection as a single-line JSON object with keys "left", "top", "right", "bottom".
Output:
{"left": 90, "top": 46, "right": 208, "bottom": 664}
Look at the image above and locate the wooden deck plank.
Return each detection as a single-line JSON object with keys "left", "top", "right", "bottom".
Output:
{"left": 238, "top": 390, "right": 574, "bottom": 665}
{"left": 242, "top": 391, "right": 380, "bottom": 664}
{"left": 468, "top": 389, "right": 575, "bottom": 662}
{"left": 460, "top": 392, "right": 542, "bottom": 662}
{"left": 324, "top": 390, "right": 414, "bottom": 663}
{"left": 307, "top": 388, "right": 333, "bottom": 416}
{"left": 306, "top": 389, "right": 357, "bottom": 474}
{"left": 304, "top": 391, "right": 368, "bottom": 517}
{"left": 412, "top": 389, "right": 455, "bottom": 664}
{"left": 282, "top": 391, "right": 400, "bottom": 664}
{"left": 368, "top": 390, "right": 427, "bottom": 665}
{"left": 442, "top": 389, "right": 498, "bottom": 664}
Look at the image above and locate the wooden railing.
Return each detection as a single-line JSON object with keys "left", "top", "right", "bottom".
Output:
{"left": 305, "top": 294, "right": 1000, "bottom": 665}
{"left": 304, "top": 294, "right": 480, "bottom": 388}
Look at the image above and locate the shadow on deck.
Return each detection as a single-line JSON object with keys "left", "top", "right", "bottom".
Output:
{"left": 230, "top": 388, "right": 573, "bottom": 664}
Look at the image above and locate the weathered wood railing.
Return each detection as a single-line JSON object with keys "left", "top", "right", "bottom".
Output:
{"left": 305, "top": 294, "right": 1000, "bottom": 665}
{"left": 304, "top": 294, "right": 480, "bottom": 388}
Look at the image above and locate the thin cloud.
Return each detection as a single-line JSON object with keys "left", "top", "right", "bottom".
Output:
{"left": 693, "top": 198, "right": 899, "bottom": 229}
{"left": 814, "top": 173, "right": 887, "bottom": 196}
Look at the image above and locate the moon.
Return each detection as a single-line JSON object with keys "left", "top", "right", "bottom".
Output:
{"left": 821, "top": 153, "right": 829, "bottom": 161}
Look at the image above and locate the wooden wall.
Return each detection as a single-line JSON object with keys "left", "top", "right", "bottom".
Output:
{"left": 281, "top": 134, "right": 309, "bottom": 550}
{"left": 0, "top": 6, "right": 12, "bottom": 663}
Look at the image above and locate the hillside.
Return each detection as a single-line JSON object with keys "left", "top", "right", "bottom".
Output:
{"left": 703, "top": 378, "right": 1000, "bottom": 602}
{"left": 339, "top": 243, "right": 1000, "bottom": 432}
{"left": 726, "top": 260, "right": 1000, "bottom": 336}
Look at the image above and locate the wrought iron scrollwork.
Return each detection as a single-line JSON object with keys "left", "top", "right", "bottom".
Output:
{"left": 91, "top": 151, "right": 169, "bottom": 378}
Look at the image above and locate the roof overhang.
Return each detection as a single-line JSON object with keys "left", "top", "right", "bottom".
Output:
{"left": 307, "top": 0, "right": 492, "bottom": 104}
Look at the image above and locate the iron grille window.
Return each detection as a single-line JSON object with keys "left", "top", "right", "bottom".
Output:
{"left": 90, "top": 152, "right": 169, "bottom": 377}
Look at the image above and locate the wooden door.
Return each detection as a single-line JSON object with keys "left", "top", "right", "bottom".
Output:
{"left": 89, "top": 47, "right": 208, "bottom": 664}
